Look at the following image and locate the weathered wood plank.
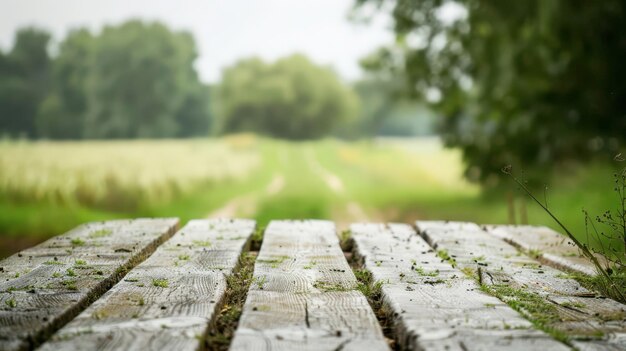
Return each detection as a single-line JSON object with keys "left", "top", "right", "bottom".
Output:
{"left": 0, "top": 218, "right": 179, "bottom": 351}
{"left": 485, "top": 225, "right": 606, "bottom": 276}
{"left": 230, "top": 220, "right": 389, "bottom": 351}
{"left": 38, "top": 218, "right": 255, "bottom": 351}
{"left": 417, "top": 221, "right": 626, "bottom": 350}
{"left": 351, "top": 223, "right": 569, "bottom": 351}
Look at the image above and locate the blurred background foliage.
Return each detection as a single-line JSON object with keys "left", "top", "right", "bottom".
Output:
{"left": 0, "top": 1, "right": 625, "bottom": 257}
{"left": 1, "top": 21, "right": 212, "bottom": 140}
{"left": 0, "top": 19, "right": 434, "bottom": 143}
{"left": 216, "top": 54, "right": 358, "bottom": 139}
{"left": 354, "top": 0, "right": 626, "bottom": 183}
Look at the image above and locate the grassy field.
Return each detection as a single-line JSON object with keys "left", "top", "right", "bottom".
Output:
{"left": 0, "top": 135, "right": 621, "bottom": 257}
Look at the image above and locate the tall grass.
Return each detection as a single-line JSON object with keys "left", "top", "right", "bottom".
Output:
{"left": 503, "top": 162, "right": 626, "bottom": 303}
{"left": 0, "top": 137, "right": 259, "bottom": 211}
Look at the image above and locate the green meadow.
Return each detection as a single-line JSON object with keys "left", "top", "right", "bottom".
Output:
{"left": 0, "top": 135, "right": 619, "bottom": 257}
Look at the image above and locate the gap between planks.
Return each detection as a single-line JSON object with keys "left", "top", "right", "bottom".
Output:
{"left": 230, "top": 220, "right": 389, "bottom": 351}
{"left": 484, "top": 224, "right": 607, "bottom": 276}
{"left": 417, "top": 221, "right": 626, "bottom": 350}
{"left": 0, "top": 218, "right": 179, "bottom": 351}
{"left": 351, "top": 222, "right": 569, "bottom": 351}
{"left": 38, "top": 219, "right": 256, "bottom": 351}
{"left": 4, "top": 218, "right": 624, "bottom": 351}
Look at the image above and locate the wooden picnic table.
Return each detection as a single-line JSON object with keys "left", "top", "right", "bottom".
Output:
{"left": 0, "top": 218, "right": 624, "bottom": 350}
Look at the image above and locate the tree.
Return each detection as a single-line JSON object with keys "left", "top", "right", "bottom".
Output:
{"left": 0, "top": 27, "right": 51, "bottom": 138}
{"left": 217, "top": 54, "right": 358, "bottom": 139}
{"left": 175, "top": 84, "right": 212, "bottom": 137}
{"left": 2, "top": 22, "right": 211, "bottom": 140}
{"left": 354, "top": 0, "right": 626, "bottom": 183}
{"left": 37, "top": 29, "right": 94, "bottom": 139}
{"left": 84, "top": 20, "right": 210, "bottom": 139}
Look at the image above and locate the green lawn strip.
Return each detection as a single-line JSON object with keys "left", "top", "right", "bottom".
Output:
{"left": 0, "top": 199, "right": 129, "bottom": 257}
{"left": 310, "top": 139, "right": 479, "bottom": 219}
{"left": 0, "top": 198, "right": 127, "bottom": 237}
{"left": 254, "top": 142, "right": 338, "bottom": 227}
{"left": 314, "top": 140, "right": 620, "bottom": 252}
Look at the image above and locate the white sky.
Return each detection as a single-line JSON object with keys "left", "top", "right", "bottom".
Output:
{"left": 0, "top": 0, "right": 394, "bottom": 83}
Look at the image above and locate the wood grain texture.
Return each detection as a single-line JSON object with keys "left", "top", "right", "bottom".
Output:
{"left": 0, "top": 218, "right": 179, "bottom": 351}
{"left": 38, "top": 218, "right": 255, "bottom": 351}
{"left": 230, "top": 220, "right": 389, "bottom": 351}
{"left": 351, "top": 223, "right": 568, "bottom": 351}
{"left": 417, "top": 221, "right": 626, "bottom": 351}
{"left": 485, "top": 225, "right": 607, "bottom": 276}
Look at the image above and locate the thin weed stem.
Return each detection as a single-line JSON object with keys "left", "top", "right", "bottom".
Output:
{"left": 502, "top": 166, "right": 626, "bottom": 302}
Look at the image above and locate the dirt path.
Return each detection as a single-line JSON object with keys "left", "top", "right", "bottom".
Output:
{"left": 265, "top": 174, "right": 285, "bottom": 196}
{"left": 206, "top": 173, "right": 285, "bottom": 219}
{"left": 305, "top": 149, "right": 375, "bottom": 227}
{"left": 208, "top": 147, "right": 375, "bottom": 227}
{"left": 306, "top": 149, "right": 345, "bottom": 194}
{"left": 206, "top": 195, "right": 254, "bottom": 218}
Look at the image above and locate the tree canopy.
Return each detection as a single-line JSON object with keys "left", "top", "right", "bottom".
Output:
{"left": 355, "top": 0, "right": 626, "bottom": 182}
{"left": 36, "top": 29, "right": 93, "bottom": 139}
{"left": 216, "top": 55, "right": 358, "bottom": 139}
{"left": 1, "top": 20, "right": 211, "bottom": 139}
{"left": 85, "top": 21, "right": 207, "bottom": 139}
{"left": 0, "top": 27, "right": 51, "bottom": 138}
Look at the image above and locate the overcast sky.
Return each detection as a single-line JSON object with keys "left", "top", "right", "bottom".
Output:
{"left": 0, "top": 0, "right": 393, "bottom": 83}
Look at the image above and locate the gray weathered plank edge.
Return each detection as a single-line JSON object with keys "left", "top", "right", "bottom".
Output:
{"left": 484, "top": 224, "right": 604, "bottom": 276}
{"left": 0, "top": 218, "right": 179, "bottom": 351}
{"left": 351, "top": 222, "right": 569, "bottom": 351}
{"left": 416, "top": 220, "right": 626, "bottom": 350}
{"left": 38, "top": 218, "right": 255, "bottom": 351}
{"left": 230, "top": 220, "right": 389, "bottom": 351}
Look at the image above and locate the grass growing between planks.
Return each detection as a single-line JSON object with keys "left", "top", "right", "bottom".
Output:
{"left": 204, "top": 252, "right": 256, "bottom": 351}
{"left": 249, "top": 226, "right": 264, "bottom": 251}
{"left": 437, "top": 254, "right": 574, "bottom": 345}
{"left": 346, "top": 232, "right": 397, "bottom": 349}
{"left": 479, "top": 283, "right": 571, "bottom": 344}
{"left": 560, "top": 270, "right": 626, "bottom": 307}
{"left": 352, "top": 268, "right": 395, "bottom": 349}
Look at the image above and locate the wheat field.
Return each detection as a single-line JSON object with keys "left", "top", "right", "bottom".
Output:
{"left": 0, "top": 136, "right": 260, "bottom": 210}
